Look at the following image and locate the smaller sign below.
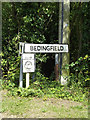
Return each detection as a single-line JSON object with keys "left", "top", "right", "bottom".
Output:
{"left": 23, "top": 53, "right": 35, "bottom": 73}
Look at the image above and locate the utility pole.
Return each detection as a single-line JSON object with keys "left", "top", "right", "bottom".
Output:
{"left": 58, "top": 2, "right": 63, "bottom": 83}
{"left": 58, "top": 0, "right": 70, "bottom": 84}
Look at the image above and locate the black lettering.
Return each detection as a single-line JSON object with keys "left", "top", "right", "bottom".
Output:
{"left": 55, "top": 46, "right": 57, "bottom": 51}
{"left": 34, "top": 46, "right": 37, "bottom": 51}
{"left": 47, "top": 46, "right": 49, "bottom": 51}
{"left": 30, "top": 46, "right": 33, "bottom": 51}
{"left": 50, "top": 46, "right": 53, "bottom": 51}
{"left": 43, "top": 46, "right": 49, "bottom": 51}
{"left": 37, "top": 46, "right": 41, "bottom": 51}
{"left": 60, "top": 46, "right": 64, "bottom": 51}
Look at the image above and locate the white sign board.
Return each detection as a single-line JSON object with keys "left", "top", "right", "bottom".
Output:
{"left": 23, "top": 54, "right": 35, "bottom": 73}
{"left": 25, "top": 44, "right": 68, "bottom": 53}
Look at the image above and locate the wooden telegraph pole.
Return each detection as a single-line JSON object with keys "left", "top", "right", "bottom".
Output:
{"left": 55, "top": 0, "right": 70, "bottom": 84}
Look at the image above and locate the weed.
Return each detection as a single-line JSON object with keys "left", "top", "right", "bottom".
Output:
{"left": 71, "top": 105, "right": 83, "bottom": 110}
{"left": 41, "top": 108, "right": 47, "bottom": 113}
{"left": 3, "top": 79, "right": 88, "bottom": 103}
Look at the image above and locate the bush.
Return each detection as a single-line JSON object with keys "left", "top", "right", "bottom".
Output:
{"left": 1, "top": 79, "right": 15, "bottom": 90}
{"left": 5, "top": 79, "right": 88, "bottom": 102}
{"left": 2, "top": 55, "right": 89, "bottom": 102}
{"left": 65, "top": 55, "right": 90, "bottom": 88}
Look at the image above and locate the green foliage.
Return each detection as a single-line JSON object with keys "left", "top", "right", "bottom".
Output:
{"left": 70, "top": 3, "right": 90, "bottom": 61}
{"left": 2, "top": 54, "right": 89, "bottom": 102}
{"left": 2, "top": 2, "right": 89, "bottom": 86}
{"left": 33, "top": 71, "right": 49, "bottom": 83}
{"left": 1, "top": 2, "right": 89, "bottom": 104}
{"left": 65, "top": 55, "right": 90, "bottom": 88}
{"left": 3, "top": 78, "right": 88, "bottom": 103}
{"left": 1, "top": 79, "right": 15, "bottom": 90}
{"left": 2, "top": 2, "right": 58, "bottom": 82}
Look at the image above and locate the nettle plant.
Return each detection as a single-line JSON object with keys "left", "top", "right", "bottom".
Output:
{"left": 65, "top": 55, "right": 90, "bottom": 88}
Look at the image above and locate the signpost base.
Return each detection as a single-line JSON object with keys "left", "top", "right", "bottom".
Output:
{"left": 55, "top": 64, "right": 59, "bottom": 81}
{"left": 26, "top": 73, "right": 29, "bottom": 88}
{"left": 55, "top": 54, "right": 59, "bottom": 81}
{"left": 61, "top": 76, "right": 67, "bottom": 85}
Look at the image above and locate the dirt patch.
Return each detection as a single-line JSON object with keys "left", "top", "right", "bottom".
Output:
{"left": 45, "top": 98, "right": 83, "bottom": 108}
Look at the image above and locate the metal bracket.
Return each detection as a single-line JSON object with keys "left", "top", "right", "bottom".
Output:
{"left": 19, "top": 42, "right": 25, "bottom": 87}
{"left": 19, "top": 42, "right": 25, "bottom": 56}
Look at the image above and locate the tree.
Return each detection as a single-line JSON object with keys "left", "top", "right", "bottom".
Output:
{"left": 2, "top": 2, "right": 58, "bottom": 85}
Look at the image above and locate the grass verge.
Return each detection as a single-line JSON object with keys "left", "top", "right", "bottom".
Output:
{"left": 1, "top": 90, "right": 88, "bottom": 118}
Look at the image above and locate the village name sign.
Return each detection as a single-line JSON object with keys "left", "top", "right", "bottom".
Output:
{"left": 19, "top": 42, "right": 68, "bottom": 88}
{"left": 25, "top": 44, "right": 68, "bottom": 53}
